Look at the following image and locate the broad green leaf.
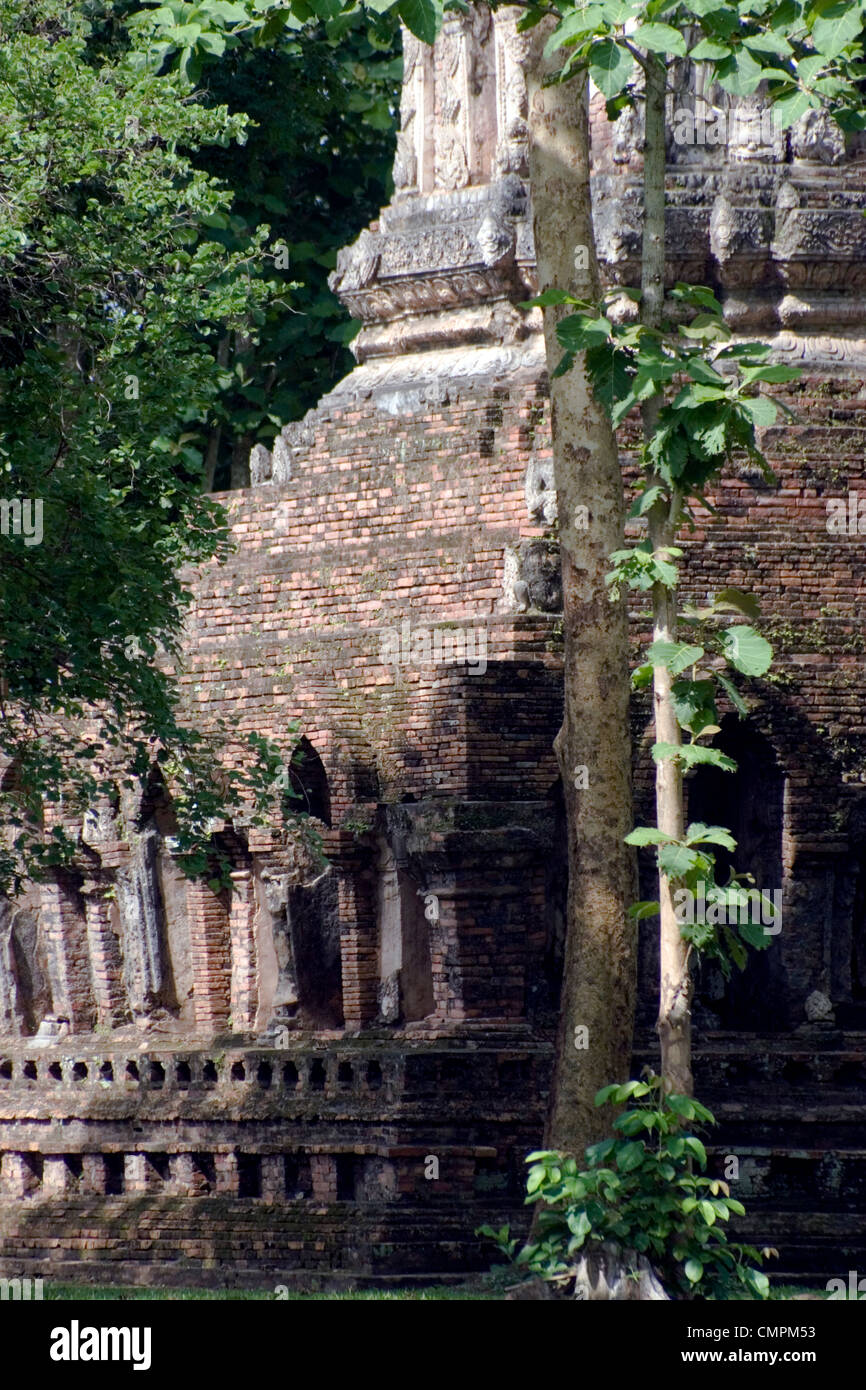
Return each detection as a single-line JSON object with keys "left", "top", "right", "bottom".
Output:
{"left": 745, "top": 1268, "right": 770, "bottom": 1298}
{"left": 523, "top": 287, "right": 581, "bottom": 308}
{"left": 716, "top": 45, "right": 765, "bottom": 95}
{"left": 739, "top": 394, "right": 778, "bottom": 427}
{"left": 588, "top": 37, "right": 635, "bottom": 97}
{"left": 713, "top": 587, "right": 761, "bottom": 619}
{"left": 616, "top": 1140, "right": 646, "bottom": 1172}
{"left": 653, "top": 743, "right": 738, "bottom": 771}
{"left": 556, "top": 312, "right": 612, "bottom": 351}
{"left": 566, "top": 1209, "right": 592, "bottom": 1244}
{"left": 647, "top": 640, "right": 705, "bottom": 675}
{"left": 811, "top": 1, "right": 864, "bottom": 60}
{"left": 739, "top": 363, "right": 802, "bottom": 385}
{"left": 689, "top": 37, "right": 731, "bottom": 59}
{"left": 683, "top": 1135, "right": 708, "bottom": 1166}
{"left": 685, "top": 822, "right": 736, "bottom": 851}
{"left": 722, "top": 625, "right": 773, "bottom": 677}
{"left": 586, "top": 343, "right": 633, "bottom": 416}
{"left": 716, "top": 672, "right": 748, "bottom": 716}
{"left": 629, "top": 484, "right": 666, "bottom": 518}
{"left": 684, "top": 1257, "right": 704, "bottom": 1283}
{"left": 744, "top": 30, "right": 794, "bottom": 57}
{"left": 772, "top": 88, "right": 818, "bottom": 127}
{"left": 739, "top": 917, "right": 774, "bottom": 950}
{"left": 593, "top": 1086, "right": 621, "bottom": 1107}
{"left": 672, "top": 383, "right": 728, "bottom": 408}
{"left": 624, "top": 826, "right": 671, "bottom": 846}
{"left": 796, "top": 53, "right": 827, "bottom": 87}
{"left": 600, "top": 0, "right": 634, "bottom": 21}
{"left": 397, "top": 0, "right": 443, "bottom": 45}
{"left": 633, "top": 22, "right": 687, "bottom": 55}
{"left": 687, "top": 356, "right": 727, "bottom": 387}
{"left": 544, "top": 4, "right": 606, "bottom": 55}
{"left": 671, "top": 282, "right": 724, "bottom": 314}
{"left": 658, "top": 841, "right": 705, "bottom": 879}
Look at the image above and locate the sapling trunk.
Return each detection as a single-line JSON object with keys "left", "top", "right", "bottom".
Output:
{"left": 640, "top": 53, "right": 694, "bottom": 1095}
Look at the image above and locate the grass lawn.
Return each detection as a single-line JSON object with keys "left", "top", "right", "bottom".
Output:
{"left": 41, "top": 1277, "right": 829, "bottom": 1301}
{"left": 44, "top": 1281, "right": 499, "bottom": 1301}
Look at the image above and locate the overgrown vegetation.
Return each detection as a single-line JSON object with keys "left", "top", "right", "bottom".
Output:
{"left": 482, "top": 1075, "right": 771, "bottom": 1300}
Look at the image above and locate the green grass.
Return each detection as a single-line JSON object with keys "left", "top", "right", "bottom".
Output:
{"left": 44, "top": 1281, "right": 498, "bottom": 1301}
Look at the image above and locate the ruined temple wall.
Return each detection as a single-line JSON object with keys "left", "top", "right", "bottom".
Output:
{"left": 185, "top": 351, "right": 866, "bottom": 1032}
{"left": 181, "top": 365, "right": 563, "bottom": 808}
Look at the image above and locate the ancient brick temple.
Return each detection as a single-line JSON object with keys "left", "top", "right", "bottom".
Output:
{"left": 2, "top": 9, "right": 866, "bottom": 1287}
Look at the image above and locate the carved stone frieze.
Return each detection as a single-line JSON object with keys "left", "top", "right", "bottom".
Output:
{"left": 255, "top": 3, "right": 866, "bottom": 486}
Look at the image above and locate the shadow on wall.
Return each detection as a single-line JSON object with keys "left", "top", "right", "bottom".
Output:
{"left": 687, "top": 716, "right": 786, "bottom": 1031}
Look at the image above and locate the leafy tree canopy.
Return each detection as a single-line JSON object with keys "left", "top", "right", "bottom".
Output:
{"left": 0, "top": 0, "right": 290, "bottom": 888}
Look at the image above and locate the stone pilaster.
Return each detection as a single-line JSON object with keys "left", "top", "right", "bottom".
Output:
{"left": 81, "top": 878, "right": 126, "bottom": 1030}
{"left": 229, "top": 869, "right": 257, "bottom": 1035}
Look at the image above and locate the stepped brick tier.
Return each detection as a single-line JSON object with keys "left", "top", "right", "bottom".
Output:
{"left": 3, "top": 7, "right": 866, "bottom": 1287}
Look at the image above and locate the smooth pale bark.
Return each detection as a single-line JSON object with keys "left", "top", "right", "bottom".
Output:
{"left": 527, "top": 30, "right": 638, "bottom": 1153}
{"left": 641, "top": 55, "right": 693, "bottom": 1096}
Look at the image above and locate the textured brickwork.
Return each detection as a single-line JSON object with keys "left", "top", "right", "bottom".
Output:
{"left": 186, "top": 881, "right": 232, "bottom": 1033}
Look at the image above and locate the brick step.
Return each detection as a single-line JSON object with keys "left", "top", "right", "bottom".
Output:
{"left": 0, "top": 1196, "right": 519, "bottom": 1284}
{"left": 729, "top": 1206, "right": 866, "bottom": 1284}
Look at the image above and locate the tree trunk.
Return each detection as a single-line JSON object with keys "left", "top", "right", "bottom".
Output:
{"left": 640, "top": 54, "right": 693, "bottom": 1095}
{"left": 527, "top": 31, "right": 638, "bottom": 1154}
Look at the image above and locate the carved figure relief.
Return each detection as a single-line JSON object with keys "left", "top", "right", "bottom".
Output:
{"left": 394, "top": 32, "right": 424, "bottom": 192}
{"left": 493, "top": 8, "right": 530, "bottom": 176}
{"left": 435, "top": 23, "right": 470, "bottom": 190}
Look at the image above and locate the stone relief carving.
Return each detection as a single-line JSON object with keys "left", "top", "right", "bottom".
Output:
{"left": 271, "top": 434, "right": 292, "bottom": 484}
{"left": 612, "top": 101, "right": 643, "bottom": 165}
{"left": 494, "top": 7, "right": 529, "bottom": 176}
{"left": 393, "top": 31, "right": 424, "bottom": 193}
{"left": 791, "top": 107, "right": 847, "bottom": 165}
{"left": 249, "top": 442, "right": 271, "bottom": 485}
{"left": 81, "top": 798, "right": 121, "bottom": 849}
{"left": 115, "top": 825, "right": 166, "bottom": 1020}
{"left": 261, "top": 870, "right": 300, "bottom": 1025}
{"left": 435, "top": 22, "right": 470, "bottom": 191}
{"left": 502, "top": 541, "right": 562, "bottom": 614}
{"left": 525, "top": 454, "right": 557, "bottom": 526}
{"left": 475, "top": 209, "right": 514, "bottom": 268}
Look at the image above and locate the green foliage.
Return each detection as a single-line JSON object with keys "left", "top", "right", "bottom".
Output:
{"left": 538, "top": 0, "right": 866, "bottom": 130}
{"left": 118, "top": 0, "right": 400, "bottom": 476}
{"left": 539, "top": 287, "right": 793, "bottom": 501}
{"left": 0, "top": 0, "right": 301, "bottom": 888}
{"left": 487, "top": 1075, "right": 772, "bottom": 1301}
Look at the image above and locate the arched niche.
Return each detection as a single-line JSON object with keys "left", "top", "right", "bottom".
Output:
{"left": 686, "top": 716, "right": 786, "bottom": 1030}
{"left": 287, "top": 737, "right": 332, "bottom": 828}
